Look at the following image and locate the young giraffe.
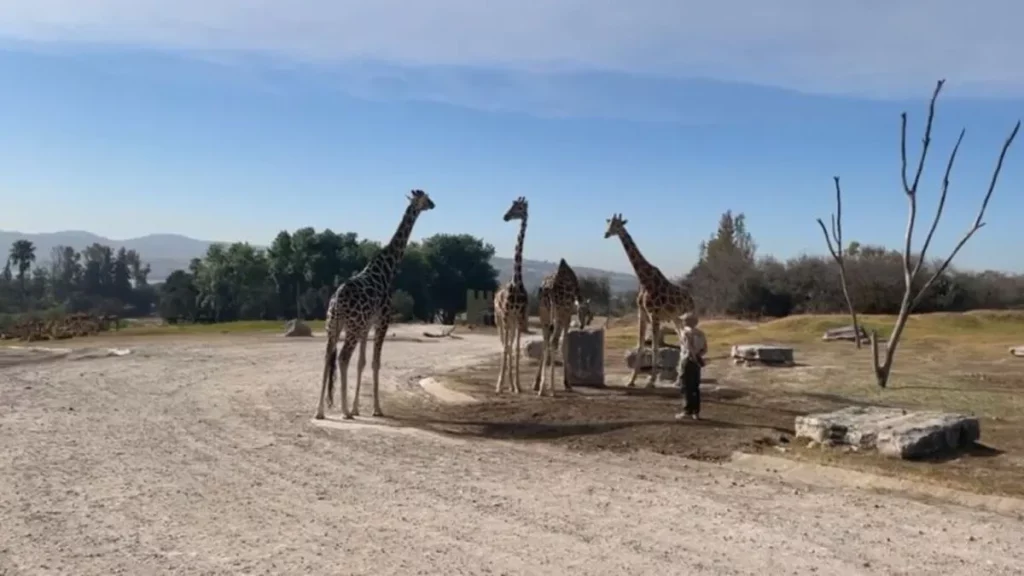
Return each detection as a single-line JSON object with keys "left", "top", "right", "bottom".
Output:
{"left": 314, "top": 189, "right": 436, "bottom": 420}
{"left": 493, "top": 197, "right": 530, "bottom": 394}
{"left": 575, "top": 297, "right": 594, "bottom": 329}
{"left": 533, "top": 258, "right": 583, "bottom": 396}
{"left": 604, "top": 213, "right": 696, "bottom": 388}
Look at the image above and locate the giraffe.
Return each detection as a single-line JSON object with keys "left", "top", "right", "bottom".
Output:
{"left": 314, "top": 189, "right": 436, "bottom": 420}
{"left": 576, "top": 297, "right": 594, "bottom": 328}
{"left": 604, "top": 213, "right": 696, "bottom": 388}
{"left": 493, "top": 196, "right": 530, "bottom": 394}
{"left": 533, "top": 258, "right": 583, "bottom": 396}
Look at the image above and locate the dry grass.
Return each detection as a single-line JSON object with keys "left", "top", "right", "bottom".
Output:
{"left": 436, "top": 310, "right": 1024, "bottom": 498}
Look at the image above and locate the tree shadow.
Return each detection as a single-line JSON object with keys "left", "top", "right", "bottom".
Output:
{"left": 892, "top": 384, "right": 1024, "bottom": 396}
{"left": 797, "top": 391, "right": 895, "bottom": 409}
{"left": 392, "top": 415, "right": 753, "bottom": 441}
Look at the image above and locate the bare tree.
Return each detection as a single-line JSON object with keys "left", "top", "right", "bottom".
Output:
{"left": 816, "top": 176, "right": 862, "bottom": 349}
{"left": 853, "top": 79, "right": 1019, "bottom": 388}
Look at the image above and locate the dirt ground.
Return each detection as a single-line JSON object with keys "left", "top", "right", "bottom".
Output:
{"left": 438, "top": 313, "right": 1024, "bottom": 498}
{"left": 2, "top": 326, "right": 1024, "bottom": 575}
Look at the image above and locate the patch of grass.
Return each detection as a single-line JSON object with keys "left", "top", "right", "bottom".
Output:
{"left": 115, "top": 319, "right": 326, "bottom": 336}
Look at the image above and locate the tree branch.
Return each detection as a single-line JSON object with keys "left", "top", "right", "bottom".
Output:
{"left": 911, "top": 120, "right": 1021, "bottom": 309}
{"left": 900, "top": 79, "right": 944, "bottom": 282}
{"left": 910, "top": 128, "right": 965, "bottom": 280}
{"left": 816, "top": 176, "right": 862, "bottom": 349}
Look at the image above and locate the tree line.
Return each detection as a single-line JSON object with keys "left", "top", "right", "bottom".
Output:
{"left": 680, "top": 211, "right": 1024, "bottom": 318}
{"left": 1, "top": 239, "right": 157, "bottom": 320}
{"left": 2, "top": 215, "right": 1021, "bottom": 326}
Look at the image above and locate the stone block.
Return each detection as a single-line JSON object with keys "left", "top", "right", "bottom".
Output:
{"left": 730, "top": 344, "right": 794, "bottom": 366}
{"left": 525, "top": 339, "right": 546, "bottom": 362}
{"left": 822, "top": 325, "right": 869, "bottom": 343}
{"left": 625, "top": 347, "right": 680, "bottom": 371}
{"left": 564, "top": 328, "right": 605, "bottom": 387}
{"left": 794, "top": 406, "right": 980, "bottom": 459}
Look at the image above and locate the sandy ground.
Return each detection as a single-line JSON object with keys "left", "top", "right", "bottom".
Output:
{"left": 2, "top": 327, "right": 1023, "bottom": 575}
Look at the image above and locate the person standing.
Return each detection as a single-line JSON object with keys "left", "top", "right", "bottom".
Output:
{"left": 675, "top": 312, "right": 707, "bottom": 421}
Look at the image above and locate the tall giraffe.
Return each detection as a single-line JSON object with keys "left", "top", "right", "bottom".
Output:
{"left": 604, "top": 213, "right": 696, "bottom": 388}
{"left": 493, "top": 197, "right": 529, "bottom": 394}
{"left": 533, "top": 258, "right": 583, "bottom": 396}
{"left": 314, "top": 189, "right": 436, "bottom": 420}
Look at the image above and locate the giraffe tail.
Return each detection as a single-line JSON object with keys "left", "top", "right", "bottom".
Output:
{"left": 323, "top": 313, "right": 341, "bottom": 409}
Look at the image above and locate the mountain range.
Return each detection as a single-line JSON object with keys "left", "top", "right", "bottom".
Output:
{"left": 0, "top": 230, "right": 639, "bottom": 293}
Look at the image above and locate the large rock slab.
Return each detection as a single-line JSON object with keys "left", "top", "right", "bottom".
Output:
{"left": 1011, "top": 346, "right": 1024, "bottom": 358}
{"left": 625, "top": 347, "right": 680, "bottom": 370}
{"left": 624, "top": 347, "right": 679, "bottom": 380}
{"left": 794, "top": 406, "right": 980, "bottom": 459}
{"left": 822, "top": 325, "right": 869, "bottom": 343}
{"left": 731, "top": 344, "right": 794, "bottom": 366}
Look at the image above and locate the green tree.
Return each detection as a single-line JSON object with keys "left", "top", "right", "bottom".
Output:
{"left": 158, "top": 270, "right": 199, "bottom": 322}
{"left": 578, "top": 275, "right": 612, "bottom": 314}
{"left": 8, "top": 239, "right": 36, "bottom": 305}
{"left": 419, "top": 234, "right": 499, "bottom": 324}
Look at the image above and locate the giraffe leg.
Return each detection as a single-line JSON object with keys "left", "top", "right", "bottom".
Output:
{"left": 370, "top": 312, "right": 390, "bottom": 417}
{"left": 671, "top": 317, "right": 687, "bottom": 391}
{"left": 543, "top": 318, "right": 560, "bottom": 396}
{"left": 495, "top": 317, "right": 509, "bottom": 394}
{"left": 626, "top": 309, "right": 647, "bottom": 387}
{"left": 513, "top": 318, "right": 523, "bottom": 394}
{"left": 337, "top": 335, "right": 359, "bottom": 420}
{"left": 646, "top": 317, "right": 660, "bottom": 388}
{"left": 350, "top": 334, "right": 368, "bottom": 417}
{"left": 560, "top": 322, "right": 572, "bottom": 392}
{"left": 534, "top": 315, "right": 552, "bottom": 394}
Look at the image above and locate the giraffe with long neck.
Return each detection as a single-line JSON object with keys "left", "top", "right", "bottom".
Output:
{"left": 533, "top": 258, "right": 583, "bottom": 396}
{"left": 314, "top": 189, "right": 436, "bottom": 420}
{"left": 604, "top": 213, "right": 696, "bottom": 388}
{"left": 493, "top": 197, "right": 529, "bottom": 394}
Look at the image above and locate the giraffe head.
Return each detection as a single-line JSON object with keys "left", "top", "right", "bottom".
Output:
{"left": 502, "top": 196, "right": 528, "bottom": 221}
{"left": 604, "top": 213, "right": 628, "bottom": 239}
{"left": 575, "top": 298, "right": 594, "bottom": 328}
{"left": 407, "top": 189, "right": 436, "bottom": 214}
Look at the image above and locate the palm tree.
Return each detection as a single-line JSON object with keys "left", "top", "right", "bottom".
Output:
{"left": 8, "top": 239, "right": 36, "bottom": 305}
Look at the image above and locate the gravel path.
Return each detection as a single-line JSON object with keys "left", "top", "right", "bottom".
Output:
{"left": 2, "top": 329, "right": 1022, "bottom": 575}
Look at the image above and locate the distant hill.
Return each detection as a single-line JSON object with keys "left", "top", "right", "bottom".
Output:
{"left": 0, "top": 230, "right": 639, "bottom": 294}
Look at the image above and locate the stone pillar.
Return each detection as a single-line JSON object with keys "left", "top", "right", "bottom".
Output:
{"left": 564, "top": 328, "right": 605, "bottom": 387}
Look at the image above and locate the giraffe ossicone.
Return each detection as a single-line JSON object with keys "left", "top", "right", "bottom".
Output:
{"left": 604, "top": 212, "right": 697, "bottom": 388}
{"left": 314, "top": 189, "right": 436, "bottom": 421}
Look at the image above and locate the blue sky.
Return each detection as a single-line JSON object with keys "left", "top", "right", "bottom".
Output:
{"left": 1, "top": 1, "right": 1022, "bottom": 276}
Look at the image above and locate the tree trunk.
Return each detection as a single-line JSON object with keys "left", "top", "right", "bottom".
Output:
{"left": 871, "top": 290, "right": 913, "bottom": 388}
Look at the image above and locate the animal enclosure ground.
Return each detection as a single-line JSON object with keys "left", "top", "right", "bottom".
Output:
{"left": 6, "top": 332, "right": 1024, "bottom": 575}
{"left": 435, "top": 311, "right": 1024, "bottom": 498}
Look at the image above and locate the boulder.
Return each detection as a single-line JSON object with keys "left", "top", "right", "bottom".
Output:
{"left": 1010, "top": 346, "right": 1024, "bottom": 358}
{"left": 731, "top": 344, "right": 794, "bottom": 366}
{"left": 794, "top": 406, "right": 980, "bottom": 459}
{"left": 525, "top": 339, "right": 547, "bottom": 362}
{"left": 283, "top": 319, "right": 313, "bottom": 338}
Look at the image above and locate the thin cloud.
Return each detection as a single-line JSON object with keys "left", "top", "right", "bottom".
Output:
{"left": 1, "top": 0, "right": 1022, "bottom": 97}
